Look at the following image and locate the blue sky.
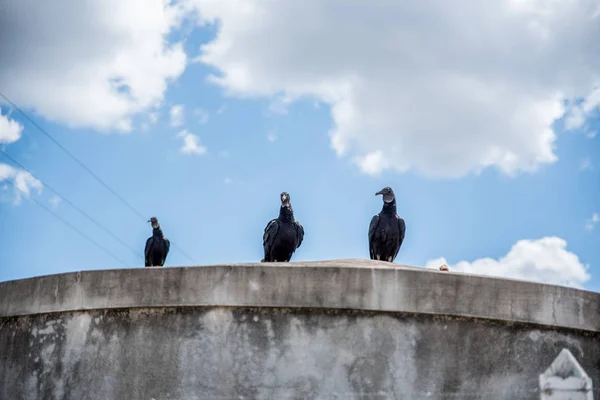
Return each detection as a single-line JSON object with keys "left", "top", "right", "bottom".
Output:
{"left": 0, "top": 1, "right": 599, "bottom": 292}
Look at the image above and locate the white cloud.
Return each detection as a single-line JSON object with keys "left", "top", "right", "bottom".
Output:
{"left": 49, "top": 195, "right": 62, "bottom": 208}
{"left": 564, "top": 109, "right": 585, "bottom": 131}
{"left": 425, "top": 237, "right": 590, "bottom": 288}
{"left": 585, "top": 213, "right": 599, "bottom": 231}
{"left": 267, "top": 130, "right": 278, "bottom": 143}
{"left": 0, "top": 163, "right": 42, "bottom": 204}
{"left": 194, "top": 107, "right": 210, "bottom": 124}
{"left": 170, "top": 105, "right": 185, "bottom": 127}
{"left": 217, "top": 104, "right": 227, "bottom": 115}
{"left": 141, "top": 110, "right": 160, "bottom": 131}
{"left": 223, "top": 177, "right": 232, "bottom": 185}
{"left": 0, "top": 1, "right": 188, "bottom": 132}
{"left": 579, "top": 157, "right": 592, "bottom": 171}
{"left": 587, "top": 131, "right": 597, "bottom": 139}
{"left": 565, "top": 87, "right": 600, "bottom": 131}
{"left": 268, "top": 95, "right": 293, "bottom": 115}
{"left": 354, "top": 151, "right": 388, "bottom": 176}
{"left": 0, "top": 108, "right": 24, "bottom": 144}
{"left": 148, "top": 111, "right": 159, "bottom": 125}
{"left": 177, "top": 129, "right": 207, "bottom": 155}
{"left": 187, "top": 0, "right": 600, "bottom": 178}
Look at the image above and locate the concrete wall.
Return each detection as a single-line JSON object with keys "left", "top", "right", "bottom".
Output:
{"left": 1, "top": 259, "right": 599, "bottom": 399}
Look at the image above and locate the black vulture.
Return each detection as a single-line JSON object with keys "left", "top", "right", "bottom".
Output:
{"left": 144, "top": 216, "right": 170, "bottom": 267}
{"left": 368, "top": 187, "right": 406, "bottom": 263}
{"left": 261, "top": 192, "right": 304, "bottom": 262}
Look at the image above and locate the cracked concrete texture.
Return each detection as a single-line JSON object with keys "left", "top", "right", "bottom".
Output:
{"left": 1, "top": 261, "right": 599, "bottom": 399}
{"left": 1, "top": 308, "right": 599, "bottom": 400}
{"left": 1, "top": 260, "right": 599, "bottom": 332}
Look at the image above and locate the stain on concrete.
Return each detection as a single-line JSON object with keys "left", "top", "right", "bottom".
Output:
{"left": 0, "top": 307, "right": 599, "bottom": 400}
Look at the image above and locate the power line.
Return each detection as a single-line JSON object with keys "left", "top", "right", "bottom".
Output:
{"left": 0, "top": 149, "right": 143, "bottom": 260}
{"left": 0, "top": 91, "right": 146, "bottom": 220}
{"left": 169, "top": 243, "right": 196, "bottom": 265}
{"left": 3, "top": 179, "right": 129, "bottom": 267}
{"left": 0, "top": 90, "right": 197, "bottom": 264}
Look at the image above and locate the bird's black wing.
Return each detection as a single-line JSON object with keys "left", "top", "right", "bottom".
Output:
{"left": 144, "top": 237, "right": 153, "bottom": 266}
{"left": 164, "top": 237, "right": 171, "bottom": 256}
{"left": 294, "top": 221, "right": 304, "bottom": 248}
{"left": 162, "top": 237, "right": 171, "bottom": 266}
{"left": 392, "top": 217, "right": 406, "bottom": 261}
{"left": 263, "top": 219, "right": 279, "bottom": 259}
{"left": 398, "top": 218, "right": 406, "bottom": 246}
{"left": 368, "top": 214, "right": 380, "bottom": 259}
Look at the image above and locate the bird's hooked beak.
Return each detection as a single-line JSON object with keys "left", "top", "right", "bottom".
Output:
{"left": 148, "top": 218, "right": 159, "bottom": 229}
{"left": 376, "top": 189, "right": 395, "bottom": 203}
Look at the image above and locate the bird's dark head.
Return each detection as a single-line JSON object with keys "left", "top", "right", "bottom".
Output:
{"left": 375, "top": 187, "right": 395, "bottom": 203}
{"left": 280, "top": 192, "right": 291, "bottom": 207}
{"left": 148, "top": 216, "right": 160, "bottom": 229}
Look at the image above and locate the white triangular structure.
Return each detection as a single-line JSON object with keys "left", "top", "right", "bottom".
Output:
{"left": 539, "top": 348, "right": 594, "bottom": 399}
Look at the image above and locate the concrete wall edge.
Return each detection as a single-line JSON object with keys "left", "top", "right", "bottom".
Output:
{"left": 1, "top": 259, "right": 599, "bottom": 333}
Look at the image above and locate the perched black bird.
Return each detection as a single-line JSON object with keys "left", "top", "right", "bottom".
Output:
{"left": 368, "top": 187, "right": 406, "bottom": 263}
{"left": 144, "top": 216, "right": 170, "bottom": 267}
{"left": 262, "top": 192, "right": 304, "bottom": 262}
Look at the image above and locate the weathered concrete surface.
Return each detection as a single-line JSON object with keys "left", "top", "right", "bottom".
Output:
{"left": 0, "top": 260, "right": 599, "bottom": 399}
{"left": 1, "top": 308, "right": 599, "bottom": 399}
{"left": 1, "top": 259, "right": 599, "bottom": 332}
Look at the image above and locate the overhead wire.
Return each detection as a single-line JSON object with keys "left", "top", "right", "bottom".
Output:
{"left": 3, "top": 179, "right": 129, "bottom": 267}
{"left": 0, "top": 92, "right": 147, "bottom": 221}
{"left": 0, "top": 90, "right": 197, "bottom": 264}
{"left": 0, "top": 149, "right": 143, "bottom": 260}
